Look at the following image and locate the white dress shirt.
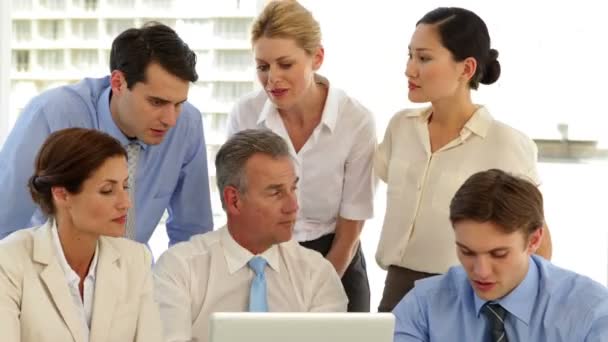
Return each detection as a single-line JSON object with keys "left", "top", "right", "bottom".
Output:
{"left": 51, "top": 221, "right": 99, "bottom": 342}
{"left": 375, "top": 106, "right": 539, "bottom": 273}
{"left": 153, "top": 226, "right": 348, "bottom": 342}
{"left": 227, "top": 74, "right": 376, "bottom": 242}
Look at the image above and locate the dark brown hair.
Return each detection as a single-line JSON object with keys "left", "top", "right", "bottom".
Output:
{"left": 449, "top": 169, "right": 544, "bottom": 236}
{"left": 28, "top": 128, "right": 127, "bottom": 216}
{"left": 110, "top": 21, "right": 197, "bottom": 89}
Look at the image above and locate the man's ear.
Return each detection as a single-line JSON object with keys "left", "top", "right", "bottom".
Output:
{"left": 110, "top": 70, "right": 127, "bottom": 95}
{"left": 526, "top": 226, "right": 544, "bottom": 254}
{"left": 223, "top": 186, "right": 241, "bottom": 216}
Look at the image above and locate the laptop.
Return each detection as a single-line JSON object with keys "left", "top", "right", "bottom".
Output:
{"left": 209, "top": 312, "right": 395, "bottom": 342}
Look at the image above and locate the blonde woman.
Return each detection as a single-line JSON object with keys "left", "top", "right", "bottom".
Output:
{"left": 227, "top": 0, "right": 376, "bottom": 312}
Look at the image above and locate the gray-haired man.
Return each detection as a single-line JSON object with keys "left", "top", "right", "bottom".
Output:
{"left": 153, "top": 129, "right": 347, "bottom": 342}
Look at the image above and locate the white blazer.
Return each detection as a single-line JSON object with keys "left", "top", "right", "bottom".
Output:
{"left": 0, "top": 221, "right": 162, "bottom": 342}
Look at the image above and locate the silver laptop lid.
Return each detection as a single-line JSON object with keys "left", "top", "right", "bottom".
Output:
{"left": 209, "top": 312, "right": 395, "bottom": 342}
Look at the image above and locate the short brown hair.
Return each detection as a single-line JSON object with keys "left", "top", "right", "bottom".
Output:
{"left": 28, "top": 128, "right": 127, "bottom": 216}
{"left": 251, "top": 0, "right": 321, "bottom": 55}
{"left": 449, "top": 169, "right": 544, "bottom": 236}
{"left": 110, "top": 21, "right": 197, "bottom": 88}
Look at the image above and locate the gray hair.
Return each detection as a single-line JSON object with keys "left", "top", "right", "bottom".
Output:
{"left": 215, "top": 129, "right": 291, "bottom": 209}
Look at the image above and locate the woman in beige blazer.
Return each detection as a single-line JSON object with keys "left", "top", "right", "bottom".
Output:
{"left": 0, "top": 128, "right": 162, "bottom": 342}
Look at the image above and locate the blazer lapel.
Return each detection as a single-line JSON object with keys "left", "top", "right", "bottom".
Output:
{"left": 89, "top": 237, "right": 121, "bottom": 342}
{"left": 34, "top": 223, "right": 84, "bottom": 342}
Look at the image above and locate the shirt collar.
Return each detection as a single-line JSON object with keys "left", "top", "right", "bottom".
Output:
{"left": 221, "top": 227, "right": 280, "bottom": 274}
{"left": 463, "top": 106, "right": 493, "bottom": 138}
{"left": 407, "top": 105, "right": 493, "bottom": 139}
{"left": 50, "top": 219, "right": 99, "bottom": 285}
{"left": 256, "top": 74, "right": 338, "bottom": 134}
{"left": 97, "top": 86, "right": 148, "bottom": 151}
{"left": 474, "top": 257, "right": 539, "bottom": 325}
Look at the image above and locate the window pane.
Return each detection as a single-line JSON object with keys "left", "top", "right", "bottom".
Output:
{"left": 11, "top": 50, "right": 30, "bottom": 72}
{"left": 12, "top": 20, "right": 31, "bottom": 42}
{"left": 214, "top": 50, "right": 252, "bottom": 72}
{"left": 38, "top": 20, "right": 65, "bottom": 41}
{"left": 71, "top": 49, "right": 98, "bottom": 69}
{"left": 105, "top": 19, "right": 134, "bottom": 39}
{"left": 213, "top": 18, "right": 252, "bottom": 41}
{"left": 71, "top": 19, "right": 98, "bottom": 40}
{"left": 37, "top": 50, "right": 64, "bottom": 71}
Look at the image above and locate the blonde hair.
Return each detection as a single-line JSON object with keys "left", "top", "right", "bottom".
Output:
{"left": 251, "top": 0, "right": 321, "bottom": 55}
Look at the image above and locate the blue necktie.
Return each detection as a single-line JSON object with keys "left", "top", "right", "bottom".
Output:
{"left": 248, "top": 256, "right": 268, "bottom": 312}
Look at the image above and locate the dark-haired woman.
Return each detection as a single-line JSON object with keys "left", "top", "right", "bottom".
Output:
{"left": 0, "top": 128, "right": 162, "bottom": 342}
{"left": 375, "top": 7, "right": 552, "bottom": 312}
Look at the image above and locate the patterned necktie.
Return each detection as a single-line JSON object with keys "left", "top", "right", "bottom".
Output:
{"left": 482, "top": 302, "right": 509, "bottom": 342}
{"left": 248, "top": 256, "right": 268, "bottom": 312}
{"left": 125, "top": 142, "right": 140, "bottom": 240}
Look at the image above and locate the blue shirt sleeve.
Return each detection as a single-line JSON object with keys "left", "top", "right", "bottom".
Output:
{"left": 585, "top": 296, "right": 608, "bottom": 342}
{"left": 393, "top": 289, "right": 429, "bottom": 342}
{"left": 0, "top": 100, "right": 52, "bottom": 238}
{"left": 164, "top": 107, "right": 213, "bottom": 245}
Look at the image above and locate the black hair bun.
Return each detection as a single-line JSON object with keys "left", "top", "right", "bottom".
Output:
{"left": 480, "top": 48, "right": 500, "bottom": 85}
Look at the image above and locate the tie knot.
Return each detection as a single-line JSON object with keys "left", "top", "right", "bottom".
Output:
{"left": 482, "top": 302, "right": 508, "bottom": 322}
{"left": 248, "top": 256, "right": 267, "bottom": 275}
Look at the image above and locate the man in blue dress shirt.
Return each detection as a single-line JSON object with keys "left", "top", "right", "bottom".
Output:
{"left": 393, "top": 169, "right": 608, "bottom": 341}
{"left": 0, "top": 22, "right": 213, "bottom": 245}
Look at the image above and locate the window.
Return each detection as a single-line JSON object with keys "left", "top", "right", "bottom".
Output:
{"left": 215, "top": 50, "right": 252, "bottom": 72}
{"left": 38, "top": 20, "right": 64, "bottom": 41}
{"left": 37, "top": 49, "right": 64, "bottom": 71}
{"left": 213, "top": 18, "right": 252, "bottom": 41}
{"left": 12, "top": 20, "right": 31, "bottom": 42}
{"left": 71, "top": 49, "right": 98, "bottom": 70}
{"left": 203, "top": 112, "right": 229, "bottom": 132}
{"left": 104, "top": 19, "right": 135, "bottom": 39}
{"left": 71, "top": 19, "right": 98, "bottom": 41}
{"left": 212, "top": 81, "right": 253, "bottom": 103}
{"left": 12, "top": 0, "right": 33, "bottom": 12}
{"left": 12, "top": 50, "right": 30, "bottom": 72}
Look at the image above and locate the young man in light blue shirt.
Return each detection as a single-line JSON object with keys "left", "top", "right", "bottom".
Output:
{"left": 0, "top": 23, "right": 213, "bottom": 245}
{"left": 393, "top": 169, "right": 608, "bottom": 341}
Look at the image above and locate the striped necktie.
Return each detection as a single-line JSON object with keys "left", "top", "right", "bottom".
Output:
{"left": 482, "top": 302, "right": 508, "bottom": 342}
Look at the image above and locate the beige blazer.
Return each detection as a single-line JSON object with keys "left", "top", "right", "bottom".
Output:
{"left": 0, "top": 221, "right": 162, "bottom": 342}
